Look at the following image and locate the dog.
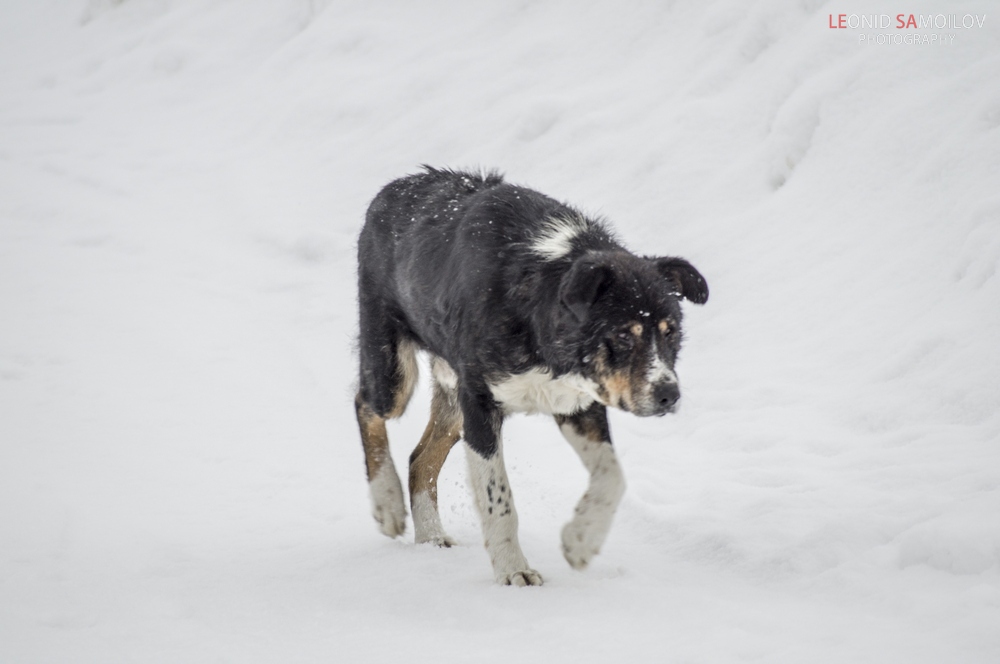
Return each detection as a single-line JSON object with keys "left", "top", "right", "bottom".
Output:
{"left": 354, "top": 166, "right": 708, "bottom": 586}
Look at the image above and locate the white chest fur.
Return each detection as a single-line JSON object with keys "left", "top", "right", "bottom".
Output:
{"left": 489, "top": 368, "right": 599, "bottom": 415}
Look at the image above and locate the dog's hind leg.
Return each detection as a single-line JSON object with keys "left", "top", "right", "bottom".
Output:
{"left": 355, "top": 331, "right": 418, "bottom": 538}
{"left": 409, "top": 358, "right": 463, "bottom": 546}
{"left": 555, "top": 403, "right": 626, "bottom": 570}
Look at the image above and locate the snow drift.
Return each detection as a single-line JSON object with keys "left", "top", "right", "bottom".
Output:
{"left": 1, "top": 0, "right": 998, "bottom": 661}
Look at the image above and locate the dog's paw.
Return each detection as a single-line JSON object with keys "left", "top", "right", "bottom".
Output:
{"left": 411, "top": 492, "right": 455, "bottom": 547}
{"left": 373, "top": 502, "right": 407, "bottom": 538}
{"left": 500, "top": 569, "right": 544, "bottom": 587}
{"left": 416, "top": 534, "right": 457, "bottom": 548}
{"left": 561, "top": 520, "right": 600, "bottom": 570}
{"left": 369, "top": 464, "right": 407, "bottom": 538}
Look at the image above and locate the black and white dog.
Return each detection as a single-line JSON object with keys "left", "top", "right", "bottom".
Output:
{"left": 355, "top": 167, "right": 708, "bottom": 586}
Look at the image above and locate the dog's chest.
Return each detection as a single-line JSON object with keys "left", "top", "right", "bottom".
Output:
{"left": 488, "top": 369, "right": 597, "bottom": 415}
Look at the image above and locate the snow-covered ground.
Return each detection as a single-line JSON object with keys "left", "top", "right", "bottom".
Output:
{"left": 2, "top": 0, "right": 999, "bottom": 661}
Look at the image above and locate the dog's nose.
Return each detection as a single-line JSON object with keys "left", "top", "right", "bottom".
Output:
{"left": 652, "top": 382, "right": 680, "bottom": 413}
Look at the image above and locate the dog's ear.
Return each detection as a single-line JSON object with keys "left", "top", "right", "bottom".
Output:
{"left": 653, "top": 257, "right": 709, "bottom": 304}
{"left": 560, "top": 255, "right": 613, "bottom": 322}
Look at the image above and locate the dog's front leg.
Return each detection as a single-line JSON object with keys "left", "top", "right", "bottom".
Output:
{"left": 556, "top": 403, "right": 626, "bottom": 569}
{"left": 461, "top": 388, "right": 543, "bottom": 587}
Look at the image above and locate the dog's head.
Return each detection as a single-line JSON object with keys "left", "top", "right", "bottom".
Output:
{"left": 556, "top": 250, "right": 708, "bottom": 417}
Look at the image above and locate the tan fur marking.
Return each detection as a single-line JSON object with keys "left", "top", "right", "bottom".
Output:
{"left": 658, "top": 320, "right": 670, "bottom": 334}
{"left": 409, "top": 386, "right": 463, "bottom": 506}
{"left": 630, "top": 323, "right": 643, "bottom": 337}
{"left": 590, "top": 349, "right": 636, "bottom": 412}
{"left": 602, "top": 370, "right": 634, "bottom": 410}
{"left": 355, "top": 397, "right": 390, "bottom": 481}
{"left": 388, "top": 339, "right": 419, "bottom": 419}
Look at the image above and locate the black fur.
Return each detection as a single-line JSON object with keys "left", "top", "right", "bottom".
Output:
{"left": 357, "top": 166, "right": 708, "bottom": 457}
{"left": 355, "top": 167, "right": 709, "bottom": 583}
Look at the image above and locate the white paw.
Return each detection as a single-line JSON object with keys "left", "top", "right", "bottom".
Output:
{"left": 370, "top": 464, "right": 407, "bottom": 538}
{"left": 411, "top": 491, "right": 455, "bottom": 547}
{"left": 500, "top": 569, "right": 544, "bottom": 587}
{"left": 417, "top": 534, "right": 457, "bottom": 548}
{"left": 373, "top": 502, "right": 407, "bottom": 538}
{"left": 561, "top": 520, "right": 600, "bottom": 570}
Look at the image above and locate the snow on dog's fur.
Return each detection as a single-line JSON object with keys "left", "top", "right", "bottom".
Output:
{"left": 354, "top": 166, "right": 708, "bottom": 585}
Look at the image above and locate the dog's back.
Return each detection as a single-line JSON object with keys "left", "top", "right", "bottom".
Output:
{"left": 359, "top": 167, "right": 619, "bottom": 371}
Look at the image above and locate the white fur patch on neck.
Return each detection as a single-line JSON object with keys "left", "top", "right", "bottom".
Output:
{"left": 531, "top": 214, "right": 588, "bottom": 260}
{"left": 489, "top": 368, "right": 599, "bottom": 415}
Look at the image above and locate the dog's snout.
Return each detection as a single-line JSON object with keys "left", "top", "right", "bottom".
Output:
{"left": 652, "top": 382, "right": 680, "bottom": 412}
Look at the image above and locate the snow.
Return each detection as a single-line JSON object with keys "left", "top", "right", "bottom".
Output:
{"left": 2, "top": 0, "right": 999, "bottom": 661}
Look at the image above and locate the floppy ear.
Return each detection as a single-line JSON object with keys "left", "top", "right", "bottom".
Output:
{"left": 654, "top": 257, "right": 709, "bottom": 304}
{"left": 560, "top": 255, "right": 613, "bottom": 322}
